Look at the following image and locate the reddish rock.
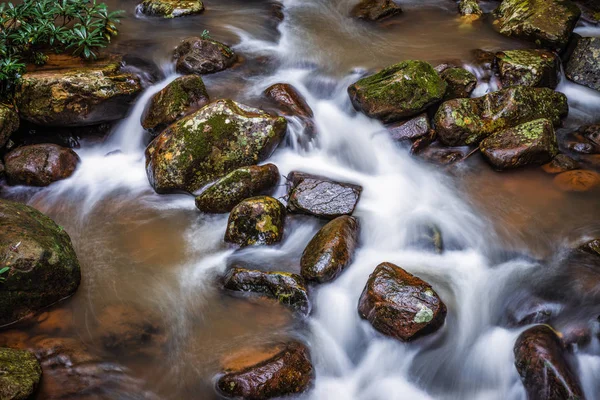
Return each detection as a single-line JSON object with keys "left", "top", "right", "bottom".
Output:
{"left": 4, "top": 144, "right": 80, "bottom": 186}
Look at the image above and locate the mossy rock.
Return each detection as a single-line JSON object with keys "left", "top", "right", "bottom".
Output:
{"left": 0, "top": 348, "right": 42, "bottom": 400}
{"left": 142, "top": 75, "right": 210, "bottom": 135}
{"left": 145, "top": 99, "right": 286, "bottom": 193}
{"left": 459, "top": 0, "right": 483, "bottom": 16}
{"left": 0, "top": 105, "right": 19, "bottom": 149}
{"left": 565, "top": 37, "right": 600, "bottom": 92}
{"left": 434, "top": 86, "right": 568, "bottom": 146}
{"left": 350, "top": 0, "right": 403, "bottom": 21}
{"left": 492, "top": 0, "right": 581, "bottom": 50}
{"left": 496, "top": 49, "right": 560, "bottom": 88}
{"left": 440, "top": 67, "right": 477, "bottom": 100}
{"left": 195, "top": 164, "right": 280, "bottom": 213}
{"left": 138, "top": 0, "right": 204, "bottom": 18}
{"left": 224, "top": 196, "right": 286, "bottom": 247}
{"left": 0, "top": 199, "right": 81, "bottom": 326}
{"left": 174, "top": 37, "right": 237, "bottom": 75}
{"left": 348, "top": 60, "right": 447, "bottom": 123}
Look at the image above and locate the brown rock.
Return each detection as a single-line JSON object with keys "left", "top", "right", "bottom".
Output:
{"left": 263, "top": 83, "right": 313, "bottom": 120}
{"left": 174, "top": 37, "right": 237, "bottom": 75}
{"left": 542, "top": 154, "right": 580, "bottom": 174}
{"left": 553, "top": 169, "right": 600, "bottom": 192}
{"left": 350, "top": 0, "right": 402, "bottom": 21}
{"left": 4, "top": 144, "right": 80, "bottom": 186}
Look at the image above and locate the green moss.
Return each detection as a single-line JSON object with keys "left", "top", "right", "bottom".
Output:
{"left": 139, "top": 0, "right": 204, "bottom": 18}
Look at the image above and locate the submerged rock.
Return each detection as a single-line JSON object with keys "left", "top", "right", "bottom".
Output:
{"left": 350, "top": 0, "right": 403, "bottom": 21}
{"left": 4, "top": 144, "right": 80, "bottom": 186}
{"left": 434, "top": 86, "right": 568, "bottom": 146}
{"left": 553, "top": 169, "right": 600, "bottom": 192}
{"left": 348, "top": 60, "right": 447, "bottom": 123}
{"left": 141, "top": 75, "right": 210, "bottom": 134}
{"left": 301, "top": 216, "right": 360, "bottom": 283}
{"left": 358, "top": 262, "right": 447, "bottom": 341}
{"left": 0, "top": 348, "right": 42, "bottom": 400}
{"left": 0, "top": 105, "right": 19, "bottom": 149}
{"left": 138, "top": 0, "right": 204, "bottom": 18}
{"left": 225, "top": 196, "right": 286, "bottom": 247}
{"left": 287, "top": 172, "right": 362, "bottom": 219}
{"left": 565, "top": 37, "right": 600, "bottom": 92}
{"left": 458, "top": 0, "right": 483, "bottom": 17}
{"left": 195, "top": 164, "right": 280, "bottom": 213}
{"left": 223, "top": 267, "right": 310, "bottom": 314}
{"left": 542, "top": 154, "right": 580, "bottom": 174}
{"left": 480, "top": 118, "right": 558, "bottom": 170}
{"left": 0, "top": 199, "right": 81, "bottom": 326}
{"left": 439, "top": 67, "right": 477, "bottom": 100}
{"left": 492, "top": 0, "right": 581, "bottom": 50}
{"left": 408, "top": 223, "right": 444, "bottom": 254}
{"left": 145, "top": 99, "right": 286, "bottom": 193}
{"left": 514, "top": 325, "right": 584, "bottom": 400}
{"left": 174, "top": 37, "right": 237, "bottom": 75}
{"left": 216, "top": 341, "right": 313, "bottom": 399}
{"left": 387, "top": 113, "right": 431, "bottom": 142}
{"left": 263, "top": 83, "right": 313, "bottom": 120}
{"left": 496, "top": 49, "right": 560, "bottom": 88}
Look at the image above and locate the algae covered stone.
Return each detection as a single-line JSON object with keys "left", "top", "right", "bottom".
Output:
{"left": 459, "top": 0, "right": 483, "bottom": 16}
{"left": 145, "top": 99, "right": 287, "bottom": 193}
{"left": 195, "top": 164, "right": 280, "bottom": 213}
{"left": 350, "top": 0, "right": 403, "bottom": 21}
{"left": 496, "top": 49, "right": 560, "bottom": 88}
{"left": 224, "top": 196, "right": 286, "bottom": 247}
{"left": 0, "top": 348, "right": 42, "bottom": 400}
{"left": 565, "top": 37, "right": 600, "bottom": 92}
{"left": 439, "top": 67, "right": 477, "bottom": 99}
{"left": 138, "top": 0, "right": 204, "bottom": 18}
{"left": 174, "top": 37, "right": 237, "bottom": 75}
{"left": 348, "top": 60, "right": 447, "bottom": 123}
{"left": 0, "top": 105, "right": 19, "bottom": 149}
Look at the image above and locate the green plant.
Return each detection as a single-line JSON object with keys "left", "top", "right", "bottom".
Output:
{"left": 200, "top": 29, "right": 211, "bottom": 40}
{"left": 0, "top": 0, "right": 123, "bottom": 97}
{"left": 0, "top": 267, "right": 9, "bottom": 282}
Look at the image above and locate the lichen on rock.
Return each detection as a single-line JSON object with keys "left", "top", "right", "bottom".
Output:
{"left": 138, "top": 0, "right": 204, "bottom": 18}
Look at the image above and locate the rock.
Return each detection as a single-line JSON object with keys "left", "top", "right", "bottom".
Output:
{"left": 480, "top": 118, "right": 558, "bottom": 170}
{"left": 263, "top": 83, "right": 313, "bottom": 120}
{"left": 223, "top": 268, "right": 310, "bottom": 314}
{"left": 408, "top": 223, "right": 444, "bottom": 254}
{"left": 4, "top": 144, "right": 80, "bottom": 186}
{"left": 350, "top": 0, "right": 403, "bottom": 21}
{"left": 348, "top": 60, "right": 447, "bottom": 123}
{"left": 514, "top": 325, "right": 584, "bottom": 400}
{"left": 301, "top": 216, "right": 360, "bottom": 283}
{"left": 496, "top": 49, "right": 560, "bottom": 88}
{"left": 565, "top": 37, "right": 600, "bottom": 91}
{"left": 224, "top": 196, "right": 286, "bottom": 247}
{"left": 553, "top": 169, "right": 600, "bottom": 191}
{"left": 195, "top": 164, "right": 280, "bottom": 213}
{"left": 0, "top": 105, "right": 19, "bottom": 149}
{"left": 36, "top": 308, "right": 74, "bottom": 335}
{"left": 387, "top": 113, "right": 431, "bottom": 142}
{"left": 174, "top": 37, "right": 237, "bottom": 75}
{"left": 14, "top": 61, "right": 142, "bottom": 127}
{"left": 417, "top": 145, "right": 467, "bottom": 165}
{"left": 459, "top": 0, "right": 483, "bottom": 16}
{"left": 492, "top": 0, "right": 581, "bottom": 50}
{"left": 577, "top": 238, "right": 600, "bottom": 257}
{"left": 287, "top": 172, "right": 362, "bottom": 219}
{"left": 0, "top": 200, "right": 81, "bottom": 327}
{"left": 141, "top": 75, "right": 210, "bottom": 134}
{"left": 434, "top": 86, "right": 568, "bottom": 146}
{"left": 137, "top": 0, "right": 204, "bottom": 18}
{"left": 0, "top": 348, "right": 42, "bottom": 400}
{"left": 145, "top": 99, "right": 286, "bottom": 193}
{"left": 358, "top": 262, "right": 447, "bottom": 341}
{"left": 439, "top": 67, "right": 477, "bottom": 100}
{"left": 542, "top": 154, "right": 580, "bottom": 174}
{"left": 216, "top": 341, "right": 313, "bottom": 399}
{"left": 565, "top": 124, "right": 600, "bottom": 155}
{"left": 0, "top": 160, "right": 4, "bottom": 178}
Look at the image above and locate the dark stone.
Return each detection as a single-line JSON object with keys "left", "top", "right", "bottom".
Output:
{"left": 577, "top": 238, "right": 600, "bottom": 257}
{"left": 4, "top": 144, "right": 80, "bottom": 186}
{"left": 224, "top": 196, "right": 286, "bottom": 247}
{"left": 174, "top": 37, "right": 237, "bottom": 75}
{"left": 440, "top": 67, "right": 477, "bottom": 100}
{"left": 387, "top": 113, "right": 431, "bottom": 142}
{"left": 417, "top": 144, "right": 467, "bottom": 165}
{"left": 0, "top": 348, "right": 42, "bottom": 400}
{"left": 564, "top": 124, "right": 600, "bottom": 155}
{"left": 496, "top": 49, "right": 561, "bottom": 88}
{"left": 263, "top": 83, "right": 313, "bottom": 120}
{"left": 350, "top": 0, "right": 403, "bottom": 21}
{"left": 0, "top": 105, "right": 19, "bottom": 149}
{"left": 566, "top": 36, "right": 600, "bottom": 92}
{"left": 542, "top": 154, "right": 580, "bottom": 174}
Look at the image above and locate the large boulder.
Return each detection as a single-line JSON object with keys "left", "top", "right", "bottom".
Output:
{"left": 0, "top": 105, "right": 19, "bottom": 149}
{"left": 4, "top": 144, "right": 80, "bottom": 187}
{"left": 195, "top": 164, "right": 280, "bottom": 213}
{"left": 492, "top": 0, "right": 581, "bottom": 50}
{"left": 496, "top": 49, "right": 560, "bottom": 88}
{"left": 480, "top": 118, "right": 558, "bottom": 170}
{"left": 358, "top": 262, "right": 446, "bottom": 341}
{"left": 137, "top": 0, "right": 204, "bottom": 18}
{"left": 141, "top": 75, "right": 210, "bottom": 134}
{"left": 223, "top": 267, "right": 310, "bottom": 314}
{"left": 565, "top": 37, "right": 600, "bottom": 92}
{"left": 348, "top": 60, "right": 447, "bottom": 123}
{"left": 434, "top": 86, "right": 568, "bottom": 146}
{"left": 514, "top": 325, "right": 584, "bottom": 400}
{"left": 216, "top": 341, "right": 313, "bottom": 399}
{"left": 145, "top": 99, "right": 286, "bottom": 193}
{"left": 301, "top": 216, "right": 360, "bottom": 283}
{"left": 0, "top": 200, "right": 81, "bottom": 326}
{"left": 224, "top": 196, "right": 286, "bottom": 247}
{"left": 350, "top": 0, "right": 403, "bottom": 21}
{"left": 174, "top": 37, "right": 237, "bottom": 75}
{"left": 14, "top": 61, "right": 142, "bottom": 127}
{"left": 0, "top": 348, "right": 42, "bottom": 400}
{"left": 439, "top": 67, "right": 477, "bottom": 100}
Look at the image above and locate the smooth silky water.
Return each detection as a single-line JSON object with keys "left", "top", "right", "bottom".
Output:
{"left": 2, "top": 0, "right": 600, "bottom": 398}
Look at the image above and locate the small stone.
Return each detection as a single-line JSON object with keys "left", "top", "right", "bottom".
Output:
{"left": 4, "top": 144, "right": 80, "bottom": 186}
{"left": 577, "top": 238, "right": 600, "bottom": 257}
{"left": 263, "top": 83, "right": 313, "bottom": 120}
{"left": 439, "top": 67, "right": 477, "bottom": 99}
{"left": 138, "top": 0, "right": 204, "bottom": 18}
{"left": 542, "top": 154, "right": 580, "bottom": 174}
{"left": 458, "top": 0, "right": 483, "bottom": 17}
{"left": 0, "top": 348, "right": 42, "bottom": 400}
{"left": 387, "top": 113, "right": 431, "bottom": 142}
{"left": 224, "top": 196, "right": 286, "bottom": 247}
{"left": 553, "top": 170, "right": 600, "bottom": 192}
{"left": 174, "top": 37, "right": 237, "bottom": 75}
{"left": 350, "top": 0, "right": 403, "bottom": 21}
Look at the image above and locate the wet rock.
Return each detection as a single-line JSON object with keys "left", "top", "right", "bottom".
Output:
{"left": 4, "top": 144, "right": 80, "bottom": 186}
{"left": 565, "top": 36, "right": 600, "bottom": 91}
{"left": 141, "top": 75, "right": 210, "bottom": 134}
{"left": 496, "top": 49, "right": 560, "bottom": 88}
{"left": 0, "top": 199, "right": 81, "bottom": 327}
{"left": 287, "top": 172, "right": 362, "bottom": 219}
{"left": 263, "top": 83, "right": 313, "bottom": 120}
{"left": 577, "top": 238, "right": 600, "bottom": 257}
{"left": 439, "top": 67, "right": 477, "bottom": 100}
{"left": 417, "top": 145, "right": 467, "bottom": 165}
{"left": 301, "top": 216, "right": 360, "bottom": 283}
{"left": 216, "top": 341, "right": 313, "bottom": 399}
{"left": 195, "top": 164, "right": 280, "bottom": 213}
{"left": 387, "top": 113, "right": 431, "bottom": 142}
{"left": 434, "top": 86, "right": 568, "bottom": 146}
{"left": 348, "top": 60, "right": 447, "bottom": 123}
{"left": 0, "top": 347, "right": 42, "bottom": 400}
{"left": 358, "top": 262, "right": 447, "bottom": 341}
{"left": 514, "top": 325, "right": 584, "bottom": 400}
{"left": 145, "top": 99, "right": 286, "bottom": 193}
{"left": 225, "top": 196, "right": 286, "bottom": 247}
{"left": 137, "top": 0, "right": 204, "bottom": 18}
{"left": 492, "top": 0, "right": 581, "bottom": 50}
{"left": 542, "top": 154, "right": 580, "bottom": 174}
{"left": 223, "top": 267, "right": 310, "bottom": 314}
{"left": 565, "top": 124, "right": 600, "bottom": 155}
{"left": 0, "top": 105, "right": 19, "bottom": 149}
{"left": 14, "top": 61, "right": 142, "bottom": 127}
{"left": 350, "top": 0, "right": 403, "bottom": 21}
{"left": 553, "top": 169, "right": 600, "bottom": 191}
{"left": 36, "top": 308, "right": 75, "bottom": 335}
{"left": 408, "top": 223, "right": 444, "bottom": 254}
{"left": 480, "top": 118, "right": 558, "bottom": 170}
{"left": 174, "top": 37, "right": 237, "bottom": 75}
{"left": 459, "top": 0, "right": 483, "bottom": 17}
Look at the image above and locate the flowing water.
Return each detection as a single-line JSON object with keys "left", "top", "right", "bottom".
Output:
{"left": 3, "top": 0, "right": 600, "bottom": 399}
